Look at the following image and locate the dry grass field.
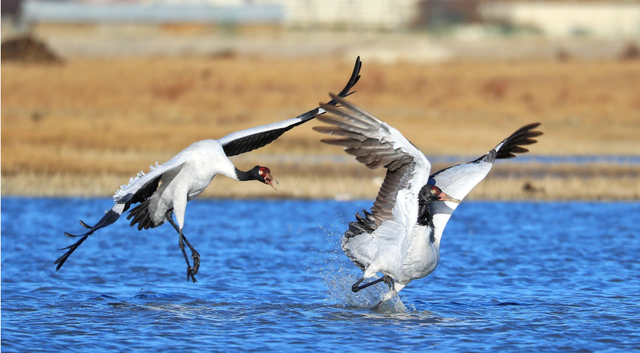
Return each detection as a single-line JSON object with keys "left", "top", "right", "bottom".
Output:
{"left": 3, "top": 55, "right": 640, "bottom": 199}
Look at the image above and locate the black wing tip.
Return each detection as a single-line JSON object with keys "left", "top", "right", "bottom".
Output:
{"left": 515, "top": 122, "right": 543, "bottom": 139}
{"left": 523, "top": 122, "right": 542, "bottom": 129}
{"left": 64, "top": 231, "right": 83, "bottom": 238}
{"left": 343, "top": 90, "right": 357, "bottom": 99}
{"left": 348, "top": 56, "right": 362, "bottom": 86}
{"left": 55, "top": 232, "right": 91, "bottom": 269}
{"left": 351, "top": 56, "right": 362, "bottom": 88}
{"left": 54, "top": 254, "right": 66, "bottom": 267}
{"left": 495, "top": 122, "right": 543, "bottom": 160}
{"left": 54, "top": 249, "right": 74, "bottom": 270}
{"left": 56, "top": 208, "right": 122, "bottom": 270}
{"left": 325, "top": 57, "right": 363, "bottom": 106}
{"left": 58, "top": 240, "right": 80, "bottom": 250}
{"left": 221, "top": 57, "right": 362, "bottom": 157}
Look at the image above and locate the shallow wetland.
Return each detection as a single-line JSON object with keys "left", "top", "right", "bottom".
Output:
{"left": 2, "top": 198, "right": 639, "bottom": 351}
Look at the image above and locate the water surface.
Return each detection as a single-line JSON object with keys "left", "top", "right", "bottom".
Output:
{"left": 2, "top": 198, "right": 639, "bottom": 352}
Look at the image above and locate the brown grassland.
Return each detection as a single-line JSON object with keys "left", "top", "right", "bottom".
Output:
{"left": 2, "top": 56, "right": 640, "bottom": 200}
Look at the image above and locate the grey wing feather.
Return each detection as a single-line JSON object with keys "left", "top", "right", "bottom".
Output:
{"left": 369, "top": 162, "right": 416, "bottom": 225}
{"left": 314, "top": 94, "right": 419, "bottom": 227}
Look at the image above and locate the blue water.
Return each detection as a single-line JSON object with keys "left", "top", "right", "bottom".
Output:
{"left": 2, "top": 198, "right": 639, "bottom": 352}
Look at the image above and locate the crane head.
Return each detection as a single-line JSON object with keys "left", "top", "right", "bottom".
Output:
{"left": 257, "top": 166, "right": 278, "bottom": 190}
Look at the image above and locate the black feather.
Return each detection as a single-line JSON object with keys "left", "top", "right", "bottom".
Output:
{"left": 222, "top": 57, "right": 362, "bottom": 157}
{"left": 54, "top": 209, "right": 121, "bottom": 270}
{"left": 496, "top": 122, "right": 542, "bottom": 160}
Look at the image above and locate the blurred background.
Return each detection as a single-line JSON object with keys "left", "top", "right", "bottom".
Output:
{"left": 2, "top": 0, "right": 640, "bottom": 200}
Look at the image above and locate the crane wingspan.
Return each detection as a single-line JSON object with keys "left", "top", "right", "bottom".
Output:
{"left": 314, "top": 94, "right": 430, "bottom": 227}
{"left": 219, "top": 56, "right": 362, "bottom": 157}
{"left": 428, "top": 123, "right": 543, "bottom": 237}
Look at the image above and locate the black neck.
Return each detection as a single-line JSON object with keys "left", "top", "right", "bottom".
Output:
{"left": 417, "top": 185, "right": 435, "bottom": 228}
{"left": 417, "top": 198, "right": 436, "bottom": 243}
{"left": 417, "top": 202, "right": 434, "bottom": 228}
{"left": 235, "top": 167, "right": 258, "bottom": 182}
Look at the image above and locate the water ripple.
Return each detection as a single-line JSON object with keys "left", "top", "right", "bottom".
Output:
{"left": 2, "top": 198, "right": 640, "bottom": 352}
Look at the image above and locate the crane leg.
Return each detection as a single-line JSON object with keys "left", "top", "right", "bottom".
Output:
{"left": 180, "top": 233, "right": 200, "bottom": 278}
{"left": 352, "top": 275, "right": 394, "bottom": 293}
{"left": 165, "top": 210, "right": 200, "bottom": 283}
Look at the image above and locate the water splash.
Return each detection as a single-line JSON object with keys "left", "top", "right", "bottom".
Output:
{"left": 323, "top": 270, "right": 409, "bottom": 313}
{"left": 316, "top": 229, "right": 409, "bottom": 313}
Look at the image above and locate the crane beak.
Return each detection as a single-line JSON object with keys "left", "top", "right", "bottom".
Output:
{"left": 438, "top": 191, "right": 462, "bottom": 204}
{"left": 264, "top": 172, "right": 278, "bottom": 191}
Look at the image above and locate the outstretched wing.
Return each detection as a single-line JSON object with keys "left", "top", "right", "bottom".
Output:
{"left": 314, "top": 94, "right": 431, "bottom": 229}
{"left": 55, "top": 160, "right": 186, "bottom": 271}
{"left": 428, "top": 122, "right": 543, "bottom": 238}
{"left": 218, "top": 56, "right": 362, "bottom": 157}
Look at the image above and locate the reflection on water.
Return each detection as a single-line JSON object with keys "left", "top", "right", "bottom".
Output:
{"left": 2, "top": 198, "right": 640, "bottom": 351}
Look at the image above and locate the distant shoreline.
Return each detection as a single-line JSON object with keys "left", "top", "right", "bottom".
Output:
{"left": 3, "top": 165, "right": 639, "bottom": 201}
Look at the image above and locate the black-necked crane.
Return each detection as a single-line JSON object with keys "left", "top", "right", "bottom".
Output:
{"left": 314, "top": 94, "right": 542, "bottom": 303}
{"left": 55, "top": 58, "right": 363, "bottom": 282}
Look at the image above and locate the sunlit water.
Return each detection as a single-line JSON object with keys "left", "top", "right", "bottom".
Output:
{"left": 2, "top": 198, "right": 639, "bottom": 352}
